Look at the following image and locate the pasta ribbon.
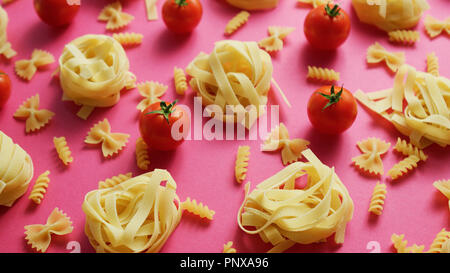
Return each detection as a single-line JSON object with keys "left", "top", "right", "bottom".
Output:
{"left": 85, "top": 118, "right": 130, "bottom": 158}
{"left": 24, "top": 208, "right": 73, "bottom": 253}
{"left": 366, "top": 42, "right": 405, "bottom": 72}
{"left": 83, "top": 169, "right": 182, "bottom": 253}
{"left": 181, "top": 197, "right": 215, "bottom": 220}
{"left": 0, "top": 6, "right": 16, "bottom": 59}
{"left": 352, "top": 137, "right": 390, "bottom": 176}
{"left": 424, "top": 15, "right": 450, "bottom": 38}
{"left": 173, "top": 67, "right": 187, "bottom": 95}
{"left": 394, "top": 137, "right": 427, "bottom": 161}
{"left": 225, "top": 11, "right": 250, "bottom": 35}
{"left": 53, "top": 137, "right": 73, "bottom": 166}
{"left": 98, "top": 1, "right": 134, "bottom": 30}
{"left": 13, "top": 94, "right": 55, "bottom": 133}
{"left": 98, "top": 172, "right": 132, "bottom": 189}
{"left": 28, "top": 170, "right": 50, "bottom": 205}
{"left": 226, "top": 0, "right": 280, "bottom": 10}
{"left": 368, "top": 181, "right": 387, "bottom": 215}
{"left": 297, "top": 0, "right": 329, "bottom": 8}
{"left": 15, "top": 49, "right": 55, "bottom": 81}
{"left": 388, "top": 30, "right": 420, "bottom": 45}
{"left": 306, "top": 66, "right": 340, "bottom": 82}
{"left": 426, "top": 52, "right": 439, "bottom": 77}
{"left": 428, "top": 228, "right": 450, "bottom": 253}
{"left": 433, "top": 180, "right": 450, "bottom": 211}
{"left": 0, "top": 131, "right": 34, "bottom": 207}
{"left": 136, "top": 81, "right": 168, "bottom": 111}
{"left": 112, "top": 32, "right": 143, "bottom": 46}
{"left": 261, "top": 123, "right": 310, "bottom": 165}
{"left": 135, "top": 137, "right": 150, "bottom": 171}
{"left": 223, "top": 241, "right": 237, "bottom": 253}
{"left": 235, "top": 145, "right": 250, "bottom": 183}
{"left": 259, "top": 26, "right": 295, "bottom": 52}
{"left": 145, "top": 0, "right": 158, "bottom": 21}
{"left": 387, "top": 155, "right": 420, "bottom": 180}
{"left": 238, "top": 149, "right": 354, "bottom": 252}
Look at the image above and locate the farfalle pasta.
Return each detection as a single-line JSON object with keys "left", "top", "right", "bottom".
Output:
{"left": 352, "top": 137, "right": 390, "bottom": 176}
{"left": 387, "top": 155, "right": 420, "bottom": 180}
{"left": 98, "top": 172, "right": 132, "bottom": 189}
{"left": 13, "top": 94, "right": 55, "bottom": 133}
{"left": 433, "top": 180, "right": 450, "bottom": 211}
{"left": 428, "top": 228, "right": 450, "bottom": 253}
{"left": 225, "top": 11, "right": 250, "bottom": 35}
{"left": 0, "top": 6, "right": 16, "bottom": 59}
{"left": 424, "top": 15, "right": 450, "bottom": 39}
{"left": 226, "top": 0, "right": 280, "bottom": 10}
{"left": 112, "top": 32, "right": 143, "bottom": 47}
{"left": 238, "top": 149, "right": 354, "bottom": 253}
{"left": 259, "top": 26, "right": 295, "bottom": 53}
{"left": 0, "top": 130, "right": 33, "bottom": 207}
{"left": 388, "top": 30, "right": 420, "bottom": 45}
{"left": 366, "top": 42, "right": 405, "bottom": 73}
{"left": 307, "top": 66, "right": 340, "bottom": 82}
{"left": 137, "top": 81, "right": 167, "bottom": 111}
{"left": 15, "top": 49, "right": 54, "bottom": 81}
{"left": 82, "top": 169, "right": 182, "bottom": 253}
{"left": 98, "top": 1, "right": 134, "bottom": 31}
{"left": 368, "top": 181, "right": 386, "bottom": 216}
{"left": 59, "top": 34, "right": 132, "bottom": 119}
{"left": 426, "top": 52, "right": 439, "bottom": 77}
{"left": 53, "top": 137, "right": 73, "bottom": 166}
{"left": 181, "top": 197, "right": 215, "bottom": 220}
{"left": 235, "top": 145, "right": 250, "bottom": 183}
{"left": 135, "top": 137, "right": 150, "bottom": 171}
{"left": 24, "top": 208, "right": 73, "bottom": 253}
{"left": 85, "top": 119, "right": 130, "bottom": 158}
{"left": 173, "top": 67, "right": 187, "bottom": 95}
{"left": 261, "top": 123, "right": 310, "bottom": 165}
{"left": 145, "top": 0, "right": 158, "bottom": 21}
{"left": 28, "top": 170, "right": 50, "bottom": 205}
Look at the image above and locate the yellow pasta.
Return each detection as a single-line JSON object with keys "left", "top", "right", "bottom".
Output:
{"left": 424, "top": 15, "right": 450, "bottom": 39}
{"left": 235, "top": 145, "right": 250, "bottom": 183}
{"left": 223, "top": 241, "right": 237, "bottom": 253}
{"left": 2, "top": 0, "right": 17, "bottom": 4}
{"left": 394, "top": 137, "right": 427, "bottom": 161}
{"left": 145, "top": 0, "right": 158, "bottom": 21}
{"left": 85, "top": 119, "right": 130, "bottom": 158}
{"left": 136, "top": 81, "right": 168, "bottom": 111}
{"left": 426, "top": 52, "right": 439, "bottom": 77}
{"left": 28, "top": 170, "right": 50, "bottom": 205}
{"left": 83, "top": 169, "right": 182, "bottom": 253}
{"left": 98, "top": 172, "right": 132, "bottom": 189}
{"left": 24, "top": 208, "right": 73, "bottom": 253}
{"left": 387, "top": 155, "right": 420, "bottom": 180}
{"left": 226, "top": 0, "right": 280, "bottom": 10}
{"left": 15, "top": 49, "right": 54, "bottom": 81}
{"left": 441, "top": 239, "right": 450, "bottom": 253}
{"left": 259, "top": 26, "right": 295, "bottom": 52}
{"left": 13, "top": 94, "right": 55, "bottom": 133}
{"left": 388, "top": 30, "right": 420, "bottom": 45}
{"left": 225, "top": 11, "right": 250, "bottom": 35}
{"left": 297, "top": 0, "right": 329, "bottom": 8}
{"left": 427, "top": 228, "right": 450, "bottom": 253}
{"left": 98, "top": 1, "right": 134, "bottom": 30}
{"left": 112, "top": 32, "right": 143, "bottom": 46}
{"left": 366, "top": 42, "right": 405, "bottom": 72}
{"left": 352, "top": 137, "right": 390, "bottom": 176}
{"left": 173, "top": 67, "right": 187, "bottom": 95}
{"left": 53, "top": 137, "right": 73, "bottom": 166}
{"left": 0, "top": 5, "right": 17, "bottom": 59}
{"left": 391, "top": 233, "right": 408, "bottom": 253}
{"left": 306, "top": 66, "right": 340, "bottom": 82}
{"left": 0, "top": 131, "right": 34, "bottom": 207}
{"left": 181, "top": 197, "right": 215, "bottom": 220}
{"left": 368, "top": 182, "right": 387, "bottom": 215}
{"left": 135, "top": 137, "right": 150, "bottom": 171}
{"left": 433, "top": 180, "right": 450, "bottom": 211}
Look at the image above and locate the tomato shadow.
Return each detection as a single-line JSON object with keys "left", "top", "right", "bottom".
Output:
{"left": 154, "top": 29, "right": 194, "bottom": 54}
{"left": 298, "top": 42, "right": 339, "bottom": 71}
{"left": 18, "top": 21, "right": 71, "bottom": 51}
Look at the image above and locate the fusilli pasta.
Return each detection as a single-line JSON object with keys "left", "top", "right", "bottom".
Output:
{"left": 426, "top": 52, "right": 439, "bottom": 77}
{"left": 388, "top": 30, "right": 420, "bottom": 45}
{"left": 235, "top": 145, "right": 250, "bottom": 183}
{"left": 306, "top": 66, "right": 340, "bottom": 82}
{"left": 28, "top": 170, "right": 50, "bottom": 205}
{"left": 428, "top": 228, "right": 450, "bottom": 253}
{"left": 181, "top": 197, "right": 215, "bottom": 220}
{"left": 225, "top": 11, "right": 250, "bottom": 35}
{"left": 15, "top": 49, "right": 54, "bottom": 81}
{"left": 223, "top": 241, "right": 237, "bottom": 253}
{"left": 112, "top": 32, "right": 143, "bottom": 46}
{"left": 53, "top": 137, "right": 73, "bottom": 166}
{"left": 98, "top": 172, "right": 132, "bottom": 189}
{"left": 394, "top": 137, "right": 427, "bottom": 161}
{"left": 173, "top": 67, "right": 187, "bottom": 95}
{"left": 135, "top": 137, "right": 150, "bottom": 171}
{"left": 387, "top": 155, "right": 420, "bottom": 180}
{"left": 368, "top": 181, "right": 387, "bottom": 216}
{"left": 13, "top": 94, "right": 55, "bottom": 133}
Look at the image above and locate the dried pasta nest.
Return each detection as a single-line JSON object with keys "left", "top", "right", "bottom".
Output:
{"left": 226, "top": 0, "right": 280, "bottom": 10}
{"left": 352, "top": 0, "right": 429, "bottom": 32}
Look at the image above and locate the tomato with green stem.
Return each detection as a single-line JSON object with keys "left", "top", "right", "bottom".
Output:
{"left": 162, "top": 0, "right": 203, "bottom": 34}
{"left": 0, "top": 71, "right": 11, "bottom": 108}
{"left": 303, "top": 3, "right": 351, "bottom": 50}
{"left": 139, "top": 100, "right": 190, "bottom": 151}
{"left": 307, "top": 85, "right": 357, "bottom": 134}
{"left": 33, "top": 0, "right": 80, "bottom": 27}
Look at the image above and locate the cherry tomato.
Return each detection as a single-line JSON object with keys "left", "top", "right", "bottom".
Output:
{"left": 139, "top": 100, "right": 190, "bottom": 151}
{"left": 0, "top": 71, "right": 11, "bottom": 108}
{"left": 304, "top": 3, "right": 351, "bottom": 50}
{"left": 162, "top": 0, "right": 203, "bottom": 34}
{"left": 33, "top": 0, "right": 80, "bottom": 27}
{"left": 307, "top": 85, "right": 357, "bottom": 134}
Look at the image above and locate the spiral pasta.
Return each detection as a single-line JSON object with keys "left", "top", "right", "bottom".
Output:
{"left": 173, "top": 67, "right": 187, "bottom": 95}
{"left": 225, "top": 11, "right": 250, "bottom": 35}
{"left": 226, "top": 0, "right": 280, "bottom": 10}
{"left": 83, "top": 169, "right": 182, "bottom": 253}
{"left": 394, "top": 137, "right": 427, "bottom": 161}
{"left": 0, "top": 5, "right": 16, "bottom": 59}
{"left": 426, "top": 52, "right": 439, "bottom": 77}
{"left": 366, "top": 42, "right": 405, "bottom": 73}
{"left": 235, "top": 145, "right": 250, "bottom": 183}
{"left": 0, "top": 131, "right": 34, "bottom": 207}
{"left": 98, "top": 172, "right": 132, "bottom": 189}
{"left": 181, "top": 197, "right": 215, "bottom": 220}
{"left": 259, "top": 26, "right": 295, "bottom": 52}
{"left": 368, "top": 182, "right": 387, "bottom": 215}
{"left": 306, "top": 66, "right": 340, "bottom": 82}
{"left": 424, "top": 15, "right": 450, "bottom": 39}
{"left": 112, "top": 32, "right": 143, "bottom": 47}
{"left": 388, "top": 30, "right": 420, "bottom": 45}
{"left": 28, "top": 170, "right": 50, "bottom": 205}
{"left": 135, "top": 137, "right": 150, "bottom": 171}
{"left": 15, "top": 49, "right": 55, "bottom": 81}
{"left": 223, "top": 241, "right": 237, "bottom": 253}
{"left": 238, "top": 149, "right": 354, "bottom": 253}
{"left": 137, "top": 81, "right": 168, "bottom": 111}
{"left": 53, "top": 137, "right": 73, "bottom": 166}
{"left": 391, "top": 233, "right": 408, "bottom": 253}
{"left": 59, "top": 34, "right": 131, "bottom": 119}
{"left": 352, "top": 137, "right": 390, "bottom": 176}
{"left": 85, "top": 118, "right": 130, "bottom": 158}
{"left": 14, "top": 94, "right": 55, "bottom": 133}
{"left": 387, "top": 155, "right": 420, "bottom": 180}
{"left": 428, "top": 228, "right": 450, "bottom": 253}
{"left": 98, "top": 1, "right": 134, "bottom": 30}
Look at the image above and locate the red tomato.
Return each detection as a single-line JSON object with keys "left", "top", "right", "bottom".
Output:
{"left": 33, "top": 0, "right": 80, "bottom": 27}
{"left": 307, "top": 85, "right": 357, "bottom": 134}
{"left": 0, "top": 71, "right": 11, "bottom": 108}
{"left": 303, "top": 3, "right": 351, "bottom": 50}
{"left": 162, "top": 0, "right": 203, "bottom": 34}
{"left": 139, "top": 100, "right": 190, "bottom": 151}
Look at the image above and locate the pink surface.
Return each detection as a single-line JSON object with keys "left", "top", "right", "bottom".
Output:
{"left": 0, "top": 0, "right": 449, "bottom": 253}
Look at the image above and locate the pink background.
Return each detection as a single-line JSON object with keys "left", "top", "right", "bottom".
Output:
{"left": 0, "top": 0, "right": 449, "bottom": 253}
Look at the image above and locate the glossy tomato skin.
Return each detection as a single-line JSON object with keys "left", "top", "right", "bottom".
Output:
{"left": 307, "top": 86, "right": 357, "bottom": 134}
{"left": 139, "top": 102, "right": 190, "bottom": 151}
{"left": 0, "top": 71, "right": 11, "bottom": 108}
{"left": 162, "top": 0, "right": 203, "bottom": 34}
{"left": 33, "top": 0, "right": 80, "bottom": 27}
{"left": 304, "top": 4, "right": 351, "bottom": 50}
